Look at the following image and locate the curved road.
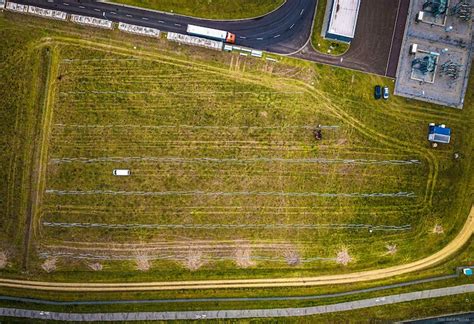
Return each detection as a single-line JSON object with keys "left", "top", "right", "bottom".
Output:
{"left": 1, "top": 284, "right": 473, "bottom": 321}
{"left": 0, "top": 206, "right": 471, "bottom": 292}
{"left": 13, "top": 0, "right": 408, "bottom": 76}
{"left": 14, "top": 0, "right": 316, "bottom": 54}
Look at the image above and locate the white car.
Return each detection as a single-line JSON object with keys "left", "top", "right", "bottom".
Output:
{"left": 383, "top": 86, "right": 389, "bottom": 100}
{"left": 113, "top": 169, "right": 131, "bottom": 176}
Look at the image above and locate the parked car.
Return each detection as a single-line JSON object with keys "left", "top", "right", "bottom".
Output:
{"left": 374, "top": 85, "right": 382, "bottom": 99}
{"left": 383, "top": 86, "right": 389, "bottom": 100}
{"left": 113, "top": 169, "right": 131, "bottom": 176}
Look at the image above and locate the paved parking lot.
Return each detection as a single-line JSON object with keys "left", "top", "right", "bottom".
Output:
{"left": 296, "top": 0, "right": 409, "bottom": 77}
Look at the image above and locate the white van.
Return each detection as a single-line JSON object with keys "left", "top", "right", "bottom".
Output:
{"left": 113, "top": 169, "right": 131, "bottom": 176}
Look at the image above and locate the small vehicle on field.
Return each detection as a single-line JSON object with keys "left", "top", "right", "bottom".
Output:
{"left": 113, "top": 169, "right": 131, "bottom": 176}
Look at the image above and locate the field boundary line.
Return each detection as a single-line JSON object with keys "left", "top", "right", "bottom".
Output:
{"left": 21, "top": 46, "right": 59, "bottom": 270}
{"left": 0, "top": 206, "right": 471, "bottom": 291}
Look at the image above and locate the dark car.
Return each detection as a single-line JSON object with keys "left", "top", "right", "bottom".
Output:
{"left": 374, "top": 85, "right": 382, "bottom": 99}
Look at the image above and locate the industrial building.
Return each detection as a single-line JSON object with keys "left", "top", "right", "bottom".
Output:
{"left": 395, "top": 0, "right": 473, "bottom": 109}
{"left": 324, "top": 0, "right": 361, "bottom": 43}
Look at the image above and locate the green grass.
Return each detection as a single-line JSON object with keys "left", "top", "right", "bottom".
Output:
{"left": 0, "top": 15, "right": 54, "bottom": 271}
{"left": 0, "top": 12, "right": 472, "bottom": 290}
{"left": 109, "top": 0, "right": 285, "bottom": 19}
{"left": 311, "top": 0, "right": 350, "bottom": 55}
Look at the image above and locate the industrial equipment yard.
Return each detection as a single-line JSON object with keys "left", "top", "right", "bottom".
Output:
{"left": 0, "top": 0, "right": 473, "bottom": 322}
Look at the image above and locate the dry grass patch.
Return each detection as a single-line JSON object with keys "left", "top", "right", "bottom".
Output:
{"left": 433, "top": 224, "right": 445, "bottom": 234}
{"left": 0, "top": 251, "right": 7, "bottom": 269}
{"left": 88, "top": 262, "right": 103, "bottom": 271}
{"left": 386, "top": 244, "right": 398, "bottom": 255}
{"left": 182, "top": 248, "right": 204, "bottom": 271}
{"left": 234, "top": 244, "right": 256, "bottom": 268}
{"left": 283, "top": 248, "right": 301, "bottom": 266}
{"left": 41, "top": 257, "right": 57, "bottom": 273}
{"left": 336, "top": 248, "right": 352, "bottom": 266}
{"left": 135, "top": 254, "right": 151, "bottom": 271}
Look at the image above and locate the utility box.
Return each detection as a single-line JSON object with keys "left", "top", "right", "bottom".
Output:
{"left": 416, "top": 11, "right": 424, "bottom": 22}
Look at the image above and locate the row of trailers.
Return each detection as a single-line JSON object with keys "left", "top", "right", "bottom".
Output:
{"left": 1, "top": 1, "right": 239, "bottom": 50}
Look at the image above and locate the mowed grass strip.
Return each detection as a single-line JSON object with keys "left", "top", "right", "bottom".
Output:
{"left": 109, "top": 0, "right": 285, "bottom": 19}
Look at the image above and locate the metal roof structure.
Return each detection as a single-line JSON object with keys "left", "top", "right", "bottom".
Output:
{"left": 428, "top": 125, "right": 451, "bottom": 143}
{"left": 326, "top": 0, "right": 361, "bottom": 42}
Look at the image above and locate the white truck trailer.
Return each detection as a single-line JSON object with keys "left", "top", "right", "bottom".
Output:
{"left": 186, "top": 24, "right": 236, "bottom": 44}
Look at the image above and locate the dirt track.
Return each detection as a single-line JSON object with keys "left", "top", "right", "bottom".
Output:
{"left": 1, "top": 206, "right": 472, "bottom": 292}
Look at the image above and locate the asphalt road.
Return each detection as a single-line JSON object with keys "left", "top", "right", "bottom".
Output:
{"left": 0, "top": 273, "right": 458, "bottom": 306}
{"left": 14, "top": 0, "right": 316, "bottom": 54}
{"left": 1, "top": 284, "right": 473, "bottom": 321}
{"left": 13, "top": 0, "right": 408, "bottom": 76}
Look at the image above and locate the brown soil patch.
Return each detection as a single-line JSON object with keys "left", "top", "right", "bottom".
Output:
{"left": 0, "top": 251, "right": 7, "bottom": 269}
{"left": 433, "top": 224, "right": 444, "bottom": 234}
{"left": 234, "top": 245, "right": 256, "bottom": 268}
{"left": 41, "top": 258, "right": 57, "bottom": 273}
{"left": 336, "top": 248, "right": 352, "bottom": 266}
{"left": 88, "top": 262, "right": 103, "bottom": 271}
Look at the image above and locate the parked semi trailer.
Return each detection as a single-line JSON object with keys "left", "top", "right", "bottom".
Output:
{"left": 186, "top": 24, "right": 236, "bottom": 44}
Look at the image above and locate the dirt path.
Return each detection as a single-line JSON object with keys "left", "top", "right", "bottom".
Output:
{"left": 1, "top": 206, "right": 472, "bottom": 292}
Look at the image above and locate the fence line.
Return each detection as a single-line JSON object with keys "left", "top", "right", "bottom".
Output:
{"left": 53, "top": 124, "right": 340, "bottom": 130}
{"left": 49, "top": 157, "right": 421, "bottom": 165}
{"left": 38, "top": 251, "right": 335, "bottom": 263}
{"left": 42, "top": 222, "right": 412, "bottom": 231}
{"left": 45, "top": 190, "right": 417, "bottom": 198}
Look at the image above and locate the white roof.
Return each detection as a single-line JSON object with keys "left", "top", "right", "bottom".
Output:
{"left": 187, "top": 25, "right": 227, "bottom": 40}
{"left": 327, "top": 0, "right": 361, "bottom": 39}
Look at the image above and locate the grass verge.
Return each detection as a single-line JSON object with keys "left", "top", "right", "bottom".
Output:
{"left": 108, "top": 0, "right": 285, "bottom": 19}
{"left": 311, "top": 0, "right": 350, "bottom": 55}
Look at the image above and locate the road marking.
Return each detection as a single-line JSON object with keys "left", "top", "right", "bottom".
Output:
{"left": 79, "top": 5, "right": 85, "bottom": 9}
{"left": 110, "top": 11, "right": 117, "bottom": 15}
{"left": 256, "top": 37, "right": 263, "bottom": 40}
{"left": 385, "top": 0, "right": 403, "bottom": 76}
{"left": 273, "top": 34, "right": 280, "bottom": 38}
{"left": 126, "top": 14, "right": 133, "bottom": 17}
{"left": 300, "top": 9, "right": 304, "bottom": 15}
{"left": 93, "top": 8, "right": 101, "bottom": 12}
{"left": 174, "top": 23, "right": 182, "bottom": 27}
{"left": 142, "top": 17, "right": 149, "bottom": 20}
{"left": 62, "top": 3, "right": 69, "bottom": 6}
{"left": 239, "top": 36, "right": 246, "bottom": 39}
{"left": 290, "top": 23, "right": 295, "bottom": 29}
{"left": 158, "top": 20, "right": 165, "bottom": 23}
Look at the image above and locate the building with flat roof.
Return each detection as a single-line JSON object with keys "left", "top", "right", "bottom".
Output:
{"left": 325, "top": 0, "right": 361, "bottom": 43}
{"left": 0, "top": 0, "right": 5, "bottom": 9}
{"left": 394, "top": 0, "right": 473, "bottom": 109}
{"left": 428, "top": 124, "right": 451, "bottom": 144}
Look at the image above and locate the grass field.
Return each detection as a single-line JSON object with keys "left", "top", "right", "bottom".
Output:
{"left": 311, "top": 0, "right": 350, "bottom": 55}
{"left": 0, "top": 13, "right": 472, "bottom": 285}
{"left": 109, "top": 0, "right": 285, "bottom": 19}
